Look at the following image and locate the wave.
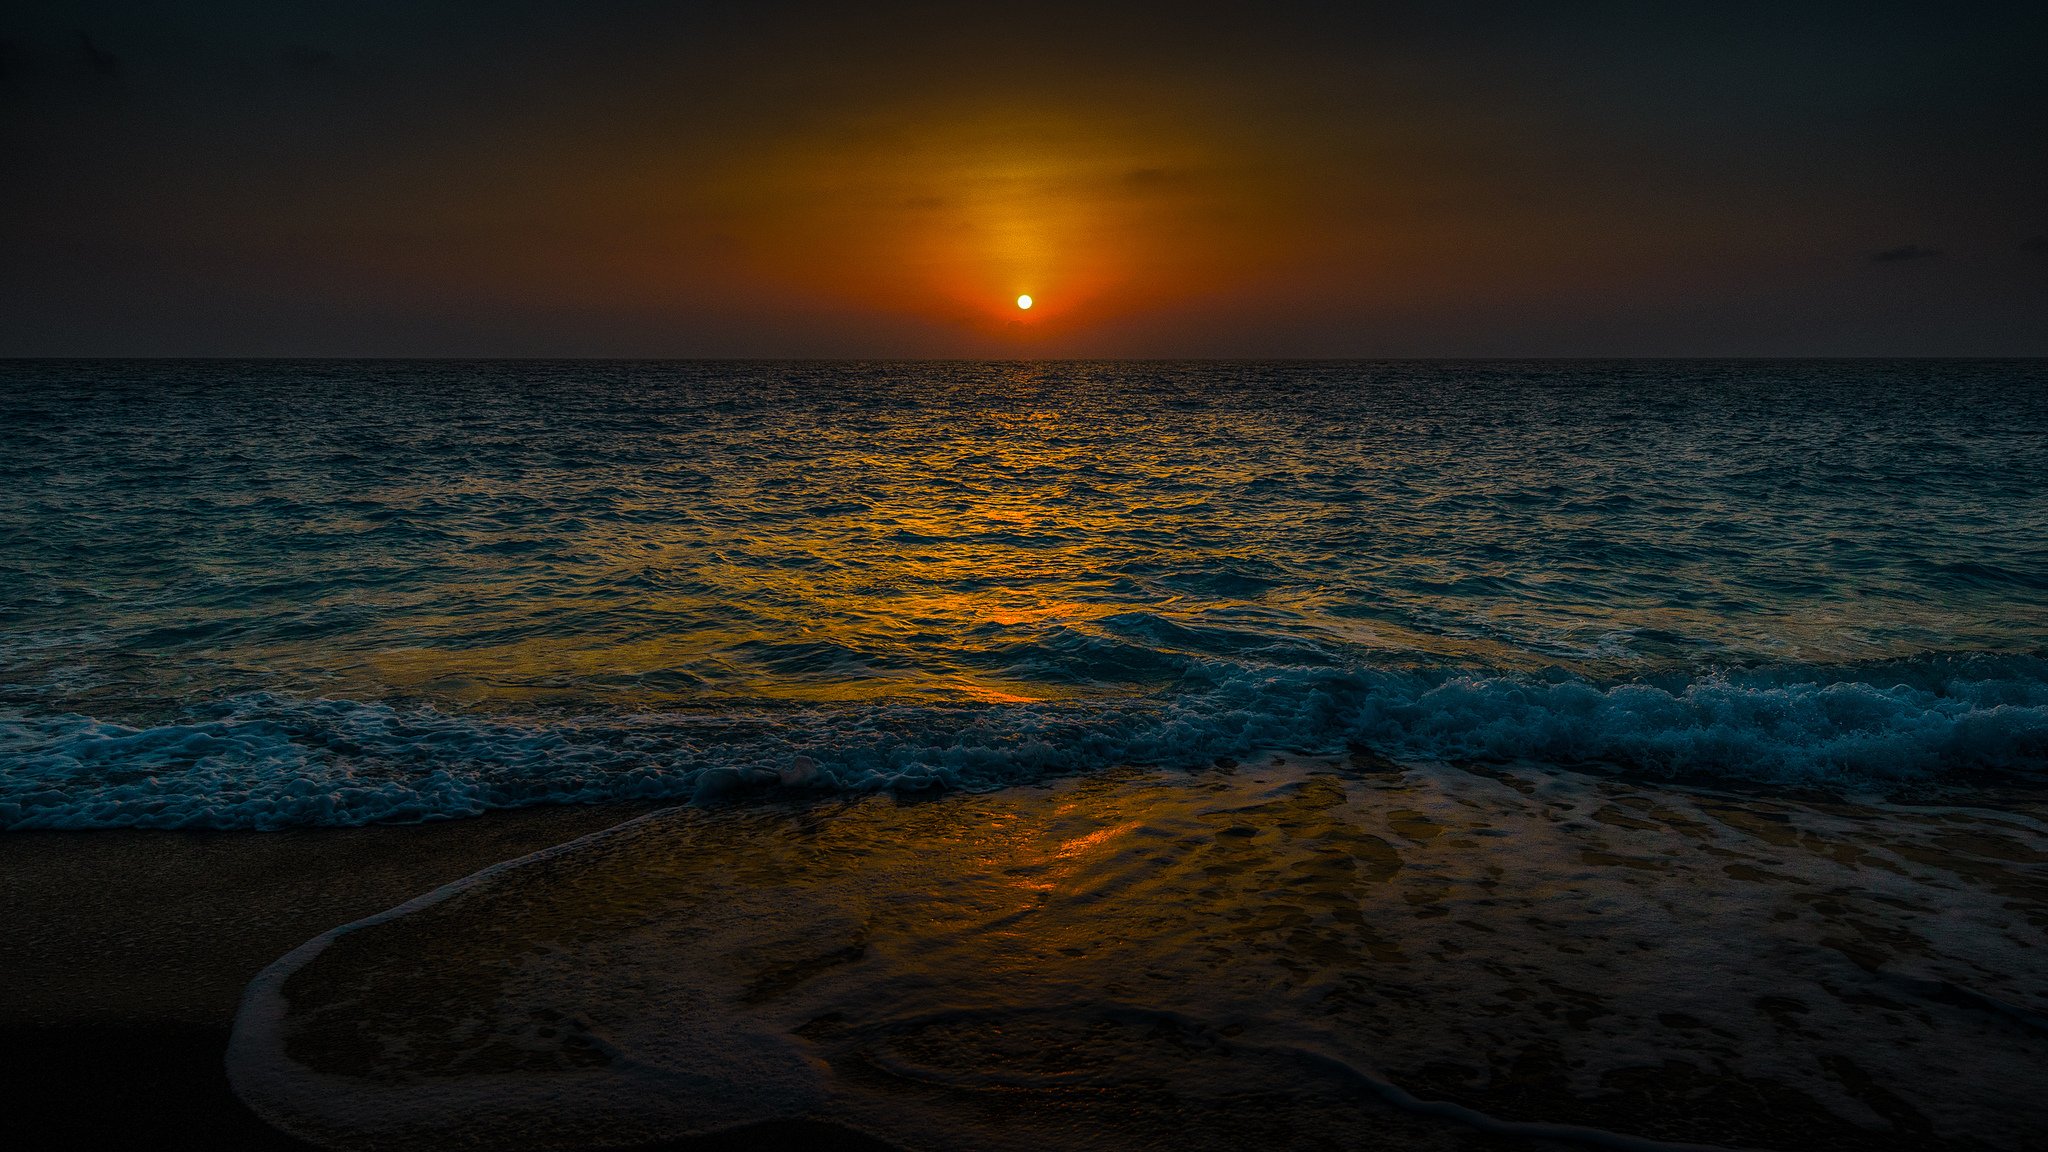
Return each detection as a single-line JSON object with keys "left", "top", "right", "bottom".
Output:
{"left": 5, "top": 653, "right": 2047, "bottom": 829}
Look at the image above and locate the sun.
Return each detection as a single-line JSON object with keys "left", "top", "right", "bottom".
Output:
{"left": 1016, "top": 294, "right": 1033, "bottom": 310}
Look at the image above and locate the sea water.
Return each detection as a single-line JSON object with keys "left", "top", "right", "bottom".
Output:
{"left": 10, "top": 360, "right": 2048, "bottom": 1149}
{"left": 229, "top": 758, "right": 2048, "bottom": 1151}
{"left": 3, "top": 359, "right": 2046, "bottom": 828}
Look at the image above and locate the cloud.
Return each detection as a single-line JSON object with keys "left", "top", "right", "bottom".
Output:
{"left": 76, "top": 32, "right": 118, "bottom": 78}
{"left": 1871, "top": 244, "right": 1939, "bottom": 263}
{"left": 2023, "top": 236, "right": 2048, "bottom": 255}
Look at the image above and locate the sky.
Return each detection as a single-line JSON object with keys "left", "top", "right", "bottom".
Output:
{"left": 3, "top": 1, "right": 2045, "bottom": 357}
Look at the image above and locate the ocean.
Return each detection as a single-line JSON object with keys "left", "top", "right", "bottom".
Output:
{"left": 3, "top": 359, "right": 2045, "bottom": 827}
{"left": 7, "top": 359, "right": 2048, "bottom": 1150}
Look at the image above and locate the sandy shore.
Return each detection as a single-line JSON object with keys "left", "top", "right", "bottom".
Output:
{"left": 226, "top": 762, "right": 2048, "bottom": 1152}
{"left": 10, "top": 765, "right": 2046, "bottom": 1151}
{"left": 0, "top": 803, "right": 897, "bottom": 1151}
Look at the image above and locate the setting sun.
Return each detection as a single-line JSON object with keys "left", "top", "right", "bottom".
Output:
{"left": 1017, "top": 295, "right": 1033, "bottom": 310}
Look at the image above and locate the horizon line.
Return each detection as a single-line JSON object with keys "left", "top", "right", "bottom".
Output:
{"left": 6, "top": 354, "right": 2046, "bottom": 364}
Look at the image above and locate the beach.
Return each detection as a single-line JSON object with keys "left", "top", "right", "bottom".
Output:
{"left": 4, "top": 760, "right": 2046, "bottom": 1150}
{"left": 0, "top": 804, "right": 654, "bottom": 1148}
{"left": 223, "top": 758, "right": 2048, "bottom": 1151}
{"left": 1, "top": 801, "right": 920, "bottom": 1151}
{"left": 9, "top": 0, "right": 2048, "bottom": 1140}
{"left": 0, "top": 804, "right": 891, "bottom": 1150}
{"left": 6, "top": 359, "right": 2047, "bottom": 1149}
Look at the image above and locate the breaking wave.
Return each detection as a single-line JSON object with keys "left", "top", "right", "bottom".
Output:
{"left": 6, "top": 654, "right": 2046, "bottom": 829}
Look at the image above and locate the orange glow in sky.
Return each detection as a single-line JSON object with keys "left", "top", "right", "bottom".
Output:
{"left": 14, "top": 5, "right": 2042, "bottom": 356}
{"left": 687, "top": 99, "right": 1302, "bottom": 348}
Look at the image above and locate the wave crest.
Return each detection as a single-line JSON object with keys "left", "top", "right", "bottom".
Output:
{"left": 5, "top": 655, "right": 2046, "bottom": 829}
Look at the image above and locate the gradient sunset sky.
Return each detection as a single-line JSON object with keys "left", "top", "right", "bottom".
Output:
{"left": 4, "top": 1, "right": 2044, "bottom": 357}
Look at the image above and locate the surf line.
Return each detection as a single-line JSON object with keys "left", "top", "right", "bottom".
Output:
{"left": 853, "top": 1002, "right": 1779, "bottom": 1152}
{"left": 229, "top": 807, "right": 1775, "bottom": 1152}
{"left": 1287, "top": 1034, "right": 1777, "bottom": 1152}
{"left": 226, "top": 805, "right": 682, "bottom": 1145}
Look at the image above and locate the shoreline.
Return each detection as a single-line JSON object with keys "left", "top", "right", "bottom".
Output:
{"left": 225, "top": 762, "right": 2048, "bottom": 1152}
{"left": 1, "top": 804, "right": 649, "bottom": 1150}
{"left": 8, "top": 765, "right": 2047, "bottom": 1150}
{"left": 0, "top": 803, "right": 899, "bottom": 1150}
{"left": 1, "top": 804, "right": 659, "bottom": 1029}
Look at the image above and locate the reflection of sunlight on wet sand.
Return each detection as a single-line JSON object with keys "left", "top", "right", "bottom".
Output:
{"left": 1050, "top": 820, "right": 1137, "bottom": 862}
{"left": 235, "top": 758, "right": 2048, "bottom": 1152}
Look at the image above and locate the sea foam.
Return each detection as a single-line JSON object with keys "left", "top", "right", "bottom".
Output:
{"left": 5, "top": 655, "right": 2044, "bottom": 829}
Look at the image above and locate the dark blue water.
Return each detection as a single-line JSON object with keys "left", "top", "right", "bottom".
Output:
{"left": 4, "top": 360, "right": 2046, "bottom": 827}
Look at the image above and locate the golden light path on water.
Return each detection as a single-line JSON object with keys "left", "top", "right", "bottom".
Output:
{"left": 285, "top": 362, "right": 2008, "bottom": 717}
{"left": 231, "top": 756, "right": 2048, "bottom": 1151}
{"left": 352, "top": 404, "right": 1164, "bottom": 708}
{"left": 9, "top": 361, "right": 2048, "bottom": 830}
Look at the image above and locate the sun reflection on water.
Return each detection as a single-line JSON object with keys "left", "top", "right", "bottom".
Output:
{"left": 15, "top": 361, "right": 2047, "bottom": 728}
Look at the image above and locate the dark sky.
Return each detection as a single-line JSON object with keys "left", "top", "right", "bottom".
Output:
{"left": 4, "top": 1, "right": 2045, "bottom": 356}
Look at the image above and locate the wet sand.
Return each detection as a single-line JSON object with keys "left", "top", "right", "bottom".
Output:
{"left": 10, "top": 762, "right": 2048, "bottom": 1151}
{"left": 0, "top": 805, "right": 658, "bottom": 1029}
{"left": 0, "top": 804, "right": 645, "bottom": 1150}
{"left": 0, "top": 804, "right": 898, "bottom": 1150}
{"left": 230, "top": 758, "right": 2048, "bottom": 1152}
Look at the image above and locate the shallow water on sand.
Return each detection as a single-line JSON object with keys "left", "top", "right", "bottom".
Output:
{"left": 232, "top": 757, "right": 2048, "bottom": 1152}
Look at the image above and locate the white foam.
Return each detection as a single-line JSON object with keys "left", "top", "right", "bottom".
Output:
{"left": 228, "top": 807, "right": 831, "bottom": 1149}
{"left": 4, "top": 656, "right": 2045, "bottom": 828}
{"left": 224, "top": 757, "right": 2048, "bottom": 1151}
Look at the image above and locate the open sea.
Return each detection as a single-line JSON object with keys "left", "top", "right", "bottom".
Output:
{"left": 8, "top": 359, "right": 2048, "bottom": 1150}
{"left": 3, "top": 359, "right": 2045, "bottom": 828}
